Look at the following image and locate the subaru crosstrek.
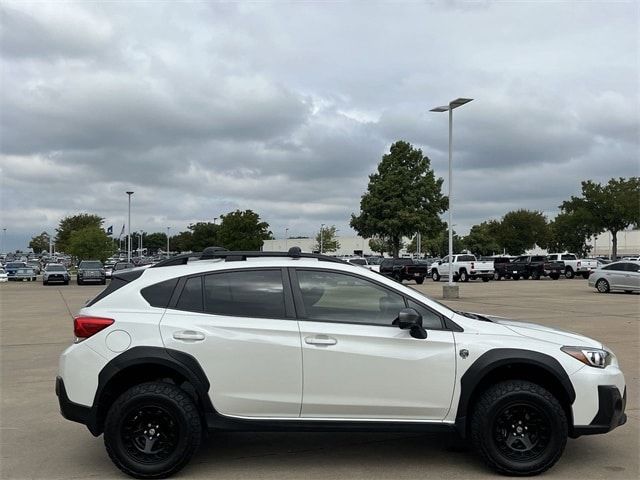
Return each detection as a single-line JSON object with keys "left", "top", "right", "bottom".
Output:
{"left": 56, "top": 248, "right": 626, "bottom": 478}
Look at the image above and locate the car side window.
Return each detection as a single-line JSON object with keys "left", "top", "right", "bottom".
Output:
{"left": 561, "top": 254, "right": 576, "bottom": 261}
{"left": 296, "top": 270, "right": 405, "bottom": 326}
{"left": 441, "top": 256, "right": 449, "bottom": 263}
{"left": 203, "top": 269, "right": 286, "bottom": 318}
{"left": 175, "top": 276, "right": 203, "bottom": 312}
{"left": 381, "top": 259, "right": 392, "bottom": 268}
{"left": 141, "top": 278, "right": 179, "bottom": 308}
{"left": 603, "top": 263, "right": 624, "bottom": 271}
{"left": 623, "top": 263, "right": 639, "bottom": 273}
{"left": 406, "top": 300, "right": 444, "bottom": 330}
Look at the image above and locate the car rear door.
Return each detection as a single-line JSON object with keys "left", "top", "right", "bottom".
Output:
{"left": 159, "top": 268, "right": 303, "bottom": 418}
{"left": 621, "top": 263, "right": 640, "bottom": 289}
{"left": 292, "top": 268, "right": 456, "bottom": 420}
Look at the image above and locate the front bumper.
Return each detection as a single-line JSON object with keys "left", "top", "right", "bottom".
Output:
{"left": 572, "top": 386, "right": 627, "bottom": 437}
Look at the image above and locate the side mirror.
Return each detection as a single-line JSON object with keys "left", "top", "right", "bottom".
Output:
{"left": 438, "top": 261, "right": 442, "bottom": 265}
{"left": 394, "top": 308, "right": 428, "bottom": 339}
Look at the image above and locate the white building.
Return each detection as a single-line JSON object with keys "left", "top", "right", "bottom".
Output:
{"left": 263, "top": 236, "right": 376, "bottom": 256}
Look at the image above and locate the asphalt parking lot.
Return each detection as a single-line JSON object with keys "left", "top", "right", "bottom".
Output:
{"left": 1, "top": 278, "right": 638, "bottom": 480}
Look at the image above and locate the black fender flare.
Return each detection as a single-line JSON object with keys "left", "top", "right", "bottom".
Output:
{"left": 86, "top": 346, "right": 213, "bottom": 435}
{"left": 454, "top": 348, "right": 576, "bottom": 437}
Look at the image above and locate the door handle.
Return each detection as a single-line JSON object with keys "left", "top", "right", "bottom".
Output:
{"left": 173, "top": 330, "right": 205, "bottom": 342}
{"left": 305, "top": 335, "right": 337, "bottom": 346}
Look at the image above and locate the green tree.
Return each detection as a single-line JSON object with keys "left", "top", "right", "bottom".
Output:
{"left": 67, "top": 226, "right": 115, "bottom": 262}
{"left": 170, "top": 231, "right": 193, "bottom": 252}
{"left": 350, "top": 141, "right": 447, "bottom": 257}
{"left": 368, "top": 237, "right": 389, "bottom": 256}
{"left": 463, "top": 220, "right": 502, "bottom": 256}
{"left": 55, "top": 214, "right": 103, "bottom": 253}
{"left": 218, "top": 210, "right": 272, "bottom": 251}
{"left": 407, "top": 225, "right": 462, "bottom": 257}
{"left": 187, "top": 222, "right": 220, "bottom": 251}
{"left": 314, "top": 225, "right": 341, "bottom": 253}
{"left": 499, "top": 210, "right": 548, "bottom": 255}
{"left": 144, "top": 232, "right": 168, "bottom": 252}
{"left": 29, "top": 232, "right": 50, "bottom": 254}
{"left": 562, "top": 177, "right": 640, "bottom": 259}
{"left": 543, "top": 210, "right": 596, "bottom": 257}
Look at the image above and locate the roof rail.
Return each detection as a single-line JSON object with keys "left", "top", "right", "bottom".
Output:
{"left": 150, "top": 246, "right": 348, "bottom": 268}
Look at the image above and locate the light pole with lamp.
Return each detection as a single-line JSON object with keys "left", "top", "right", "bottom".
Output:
{"left": 285, "top": 228, "right": 289, "bottom": 250}
{"left": 126, "top": 191, "right": 134, "bottom": 262}
{"left": 1, "top": 228, "right": 6, "bottom": 253}
{"left": 166, "top": 227, "right": 171, "bottom": 257}
{"left": 320, "top": 223, "right": 325, "bottom": 254}
{"left": 430, "top": 98, "right": 473, "bottom": 298}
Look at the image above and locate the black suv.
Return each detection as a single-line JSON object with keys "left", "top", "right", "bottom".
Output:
{"left": 77, "top": 260, "right": 106, "bottom": 285}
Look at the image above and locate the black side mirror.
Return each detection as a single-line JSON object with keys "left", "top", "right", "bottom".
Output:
{"left": 394, "top": 308, "right": 428, "bottom": 339}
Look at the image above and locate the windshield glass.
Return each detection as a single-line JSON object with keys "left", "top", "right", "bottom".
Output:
{"left": 46, "top": 265, "right": 65, "bottom": 271}
{"left": 80, "top": 261, "right": 102, "bottom": 269}
{"left": 7, "top": 262, "right": 25, "bottom": 268}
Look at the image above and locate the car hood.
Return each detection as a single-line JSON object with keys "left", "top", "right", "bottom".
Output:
{"left": 484, "top": 315, "right": 602, "bottom": 348}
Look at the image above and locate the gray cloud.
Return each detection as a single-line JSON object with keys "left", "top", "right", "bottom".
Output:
{"left": 0, "top": 1, "right": 638, "bottom": 250}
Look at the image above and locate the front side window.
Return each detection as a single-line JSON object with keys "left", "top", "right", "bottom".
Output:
{"left": 204, "top": 269, "right": 285, "bottom": 318}
{"left": 622, "top": 263, "right": 639, "bottom": 273}
{"left": 441, "top": 256, "right": 449, "bottom": 263}
{"left": 296, "top": 270, "right": 405, "bottom": 326}
{"left": 406, "top": 299, "right": 444, "bottom": 330}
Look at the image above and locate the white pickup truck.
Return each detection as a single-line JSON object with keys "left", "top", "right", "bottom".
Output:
{"left": 547, "top": 253, "right": 598, "bottom": 279}
{"left": 430, "top": 254, "right": 495, "bottom": 282}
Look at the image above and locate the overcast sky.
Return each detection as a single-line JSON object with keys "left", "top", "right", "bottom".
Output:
{"left": 1, "top": 1, "right": 638, "bottom": 251}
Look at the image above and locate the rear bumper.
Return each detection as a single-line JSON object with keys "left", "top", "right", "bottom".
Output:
{"left": 56, "top": 376, "right": 90, "bottom": 426}
{"left": 572, "top": 385, "right": 627, "bottom": 437}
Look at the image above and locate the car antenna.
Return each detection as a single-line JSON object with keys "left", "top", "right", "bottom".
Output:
{"left": 57, "top": 289, "right": 75, "bottom": 322}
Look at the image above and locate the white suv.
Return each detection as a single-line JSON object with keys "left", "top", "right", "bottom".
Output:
{"left": 56, "top": 248, "right": 627, "bottom": 479}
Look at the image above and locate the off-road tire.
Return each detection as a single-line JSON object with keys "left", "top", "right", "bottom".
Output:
{"left": 104, "top": 382, "right": 202, "bottom": 479}
{"left": 471, "top": 380, "right": 567, "bottom": 476}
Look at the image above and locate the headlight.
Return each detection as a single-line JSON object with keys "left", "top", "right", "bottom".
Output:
{"left": 561, "top": 346, "right": 611, "bottom": 368}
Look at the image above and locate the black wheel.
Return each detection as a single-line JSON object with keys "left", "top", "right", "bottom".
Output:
{"left": 550, "top": 273, "right": 560, "bottom": 280}
{"left": 531, "top": 271, "right": 541, "bottom": 280}
{"left": 64, "top": 280, "right": 69, "bottom": 285}
{"left": 471, "top": 380, "right": 567, "bottom": 476}
{"left": 459, "top": 270, "right": 468, "bottom": 282}
{"left": 77, "top": 278, "right": 83, "bottom": 285}
{"left": 431, "top": 270, "right": 440, "bottom": 282}
{"left": 104, "top": 382, "right": 202, "bottom": 479}
{"left": 596, "top": 278, "right": 610, "bottom": 293}
{"left": 393, "top": 272, "right": 402, "bottom": 283}
{"left": 581, "top": 273, "right": 589, "bottom": 280}
{"left": 101, "top": 279, "right": 107, "bottom": 285}
{"left": 415, "top": 277, "right": 424, "bottom": 285}
{"left": 493, "top": 272, "right": 501, "bottom": 281}
{"left": 512, "top": 275, "right": 520, "bottom": 280}
{"left": 482, "top": 277, "right": 490, "bottom": 282}
{"left": 565, "top": 267, "right": 574, "bottom": 279}
{"left": 523, "top": 274, "right": 530, "bottom": 280}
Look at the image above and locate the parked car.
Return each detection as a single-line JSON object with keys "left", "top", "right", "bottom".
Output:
{"left": 547, "top": 253, "right": 598, "bottom": 279}
{"left": 588, "top": 261, "right": 640, "bottom": 293}
{"left": 430, "top": 254, "right": 494, "bottom": 282}
{"left": 509, "top": 255, "right": 563, "bottom": 280}
{"left": 5, "top": 261, "right": 26, "bottom": 279}
{"left": 344, "top": 257, "right": 369, "bottom": 269}
{"left": 104, "top": 262, "right": 116, "bottom": 279}
{"left": 56, "top": 248, "right": 627, "bottom": 478}
{"left": 482, "top": 256, "right": 516, "bottom": 280}
{"left": 113, "top": 261, "right": 135, "bottom": 274}
{"left": 365, "top": 256, "right": 384, "bottom": 273}
{"left": 77, "top": 260, "right": 106, "bottom": 285}
{"left": 12, "top": 267, "right": 37, "bottom": 281}
{"left": 26, "top": 259, "right": 41, "bottom": 275}
{"left": 380, "top": 257, "right": 429, "bottom": 284}
{"left": 43, "top": 263, "right": 70, "bottom": 285}
{"left": 0, "top": 267, "right": 8, "bottom": 282}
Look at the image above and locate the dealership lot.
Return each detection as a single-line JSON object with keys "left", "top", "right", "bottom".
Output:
{"left": 1, "top": 279, "right": 638, "bottom": 480}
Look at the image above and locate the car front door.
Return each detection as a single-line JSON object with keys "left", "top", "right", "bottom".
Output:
{"left": 159, "top": 268, "right": 302, "bottom": 418}
{"left": 292, "top": 268, "right": 456, "bottom": 420}
{"left": 621, "top": 263, "right": 640, "bottom": 289}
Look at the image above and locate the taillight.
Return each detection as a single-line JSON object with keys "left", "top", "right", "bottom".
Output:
{"left": 471, "top": 262, "right": 475, "bottom": 270}
{"left": 74, "top": 316, "right": 114, "bottom": 339}
{"left": 577, "top": 261, "right": 581, "bottom": 267}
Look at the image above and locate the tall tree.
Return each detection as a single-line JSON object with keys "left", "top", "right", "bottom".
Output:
{"left": 218, "top": 210, "right": 272, "bottom": 251}
{"left": 67, "top": 226, "right": 115, "bottom": 262}
{"left": 55, "top": 214, "right": 103, "bottom": 253}
{"left": 350, "top": 141, "right": 447, "bottom": 257}
{"left": 562, "top": 177, "right": 640, "bottom": 259}
{"left": 29, "top": 232, "right": 50, "bottom": 254}
{"left": 463, "top": 220, "right": 502, "bottom": 256}
{"left": 542, "top": 210, "right": 596, "bottom": 257}
{"left": 144, "top": 232, "right": 168, "bottom": 253}
{"left": 499, "top": 210, "right": 548, "bottom": 255}
{"left": 187, "top": 222, "right": 220, "bottom": 251}
{"left": 170, "top": 231, "right": 193, "bottom": 253}
{"left": 314, "top": 225, "right": 341, "bottom": 253}
{"left": 368, "top": 237, "right": 389, "bottom": 256}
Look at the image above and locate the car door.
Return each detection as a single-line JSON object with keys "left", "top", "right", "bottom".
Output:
{"left": 159, "top": 268, "right": 303, "bottom": 418}
{"left": 602, "top": 263, "right": 626, "bottom": 289}
{"left": 621, "top": 262, "right": 640, "bottom": 289}
{"left": 292, "top": 268, "right": 456, "bottom": 420}
{"left": 438, "top": 255, "right": 450, "bottom": 277}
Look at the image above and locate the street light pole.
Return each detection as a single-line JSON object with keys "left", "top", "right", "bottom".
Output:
{"left": 430, "top": 98, "right": 473, "bottom": 296}
{"left": 320, "top": 223, "right": 325, "bottom": 254}
{"left": 285, "top": 228, "right": 289, "bottom": 250}
{"left": 166, "top": 227, "right": 170, "bottom": 257}
{"left": 126, "top": 191, "right": 134, "bottom": 262}
{"left": 1, "top": 228, "right": 6, "bottom": 253}
{"left": 139, "top": 231, "right": 143, "bottom": 257}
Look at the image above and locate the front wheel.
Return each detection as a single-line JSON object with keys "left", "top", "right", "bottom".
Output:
{"left": 471, "top": 380, "right": 567, "bottom": 476}
{"left": 596, "top": 279, "right": 610, "bottom": 293}
{"left": 431, "top": 270, "right": 440, "bottom": 282}
{"left": 104, "top": 382, "right": 202, "bottom": 479}
{"left": 512, "top": 275, "right": 520, "bottom": 280}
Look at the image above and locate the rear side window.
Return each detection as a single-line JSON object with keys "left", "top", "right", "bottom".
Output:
{"left": 603, "top": 263, "right": 625, "bottom": 271}
{"left": 623, "top": 263, "right": 639, "bottom": 273}
{"left": 203, "top": 270, "right": 285, "bottom": 318}
{"left": 86, "top": 270, "right": 144, "bottom": 306}
{"left": 141, "top": 278, "right": 178, "bottom": 308}
{"left": 561, "top": 254, "right": 576, "bottom": 261}
{"left": 459, "top": 255, "right": 475, "bottom": 262}
{"left": 176, "top": 277, "right": 204, "bottom": 312}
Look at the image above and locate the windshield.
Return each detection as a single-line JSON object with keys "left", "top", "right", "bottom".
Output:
{"left": 46, "top": 265, "right": 65, "bottom": 271}
{"left": 80, "top": 261, "right": 102, "bottom": 269}
{"left": 7, "top": 262, "right": 25, "bottom": 268}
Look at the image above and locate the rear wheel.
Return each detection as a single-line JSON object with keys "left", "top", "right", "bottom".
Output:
{"left": 459, "top": 270, "right": 469, "bottom": 282}
{"left": 565, "top": 267, "right": 574, "bottom": 279}
{"left": 512, "top": 275, "right": 520, "bottom": 281}
{"left": 581, "top": 273, "right": 589, "bottom": 279}
{"left": 523, "top": 274, "right": 530, "bottom": 280}
{"left": 482, "top": 277, "right": 490, "bottom": 282}
{"left": 415, "top": 277, "right": 424, "bottom": 285}
{"left": 550, "top": 273, "right": 560, "bottom": 280}
{"left": 104, "top": 382, "right": 202, "bottom": 479}
{"left": 596, "top": 279, "right": 610, "bottom": 293}
{"left": 77, "top": 278, "right": 83, "bottom": 285}
{"left": 493, "top": 272, "right": 501, "bottom": 280}
{"left": 471, "top": 380, "right": 567, "bottom": 476}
